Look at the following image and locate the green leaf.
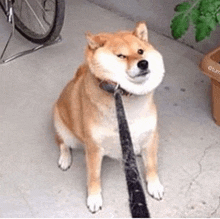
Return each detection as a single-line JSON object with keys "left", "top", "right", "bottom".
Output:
{"left": 191, "top": 8, "right": 200, "bottom": 25}
{"left": 195, "top": 20, "right": 212, "bottom": 41}
{"left": 175, "top": 2, "right": 191, "bottom": 12}
{"left": 200, "top": 0, "right": 217, "bottom": 14}
{"left": 171, "top": 0, "right": 219, "bottom": 42}
{"left": 213, "top": 0, "right": 220, "bottom": 8}
{"left": 199, "top": 14, "right": 217, "bottom": 30}
{"left": 217, "top": 13, "right": 220, "bottom": 24}
{"left": 208, "top": 17, "right": 217, "bottom": 30}
{"left": 171, "top": 14, "right": 190, "bottom": 39}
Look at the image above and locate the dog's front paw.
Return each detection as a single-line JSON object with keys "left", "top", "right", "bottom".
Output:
{"left": 87, "top": 193, "right": 103, "bottom": 213}
{"left": 147, "top": 179, "right": 164, "bottom": 200}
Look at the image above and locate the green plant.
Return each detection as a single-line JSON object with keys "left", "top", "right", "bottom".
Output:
{"left": 170, "top": 0, "right": 220, "bottom": 42}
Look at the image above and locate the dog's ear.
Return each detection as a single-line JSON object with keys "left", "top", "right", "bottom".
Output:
{"left": 86, "top": 32, "right": 106, "bottom": 50}
{"left": 133, "top": 21, "right": 148, "bottom": 42}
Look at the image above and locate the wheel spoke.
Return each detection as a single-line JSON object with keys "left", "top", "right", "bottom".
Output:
{"left": 24, "top": 0, "right": 47, "bottom": 33}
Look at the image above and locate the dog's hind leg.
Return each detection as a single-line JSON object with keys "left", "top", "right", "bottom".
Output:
{"left": 57, "top": 135, "right": 72, "bottom": 171}
{"left": 59, "top": 145, "right": 72, "bottom": 170}
{"left": 54, "top": 106, "right": 74, "bottom": 171}
{"left": 55, "top": 130, "right": 73, "bottom": 171}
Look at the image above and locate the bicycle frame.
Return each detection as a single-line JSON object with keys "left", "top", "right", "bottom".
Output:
{"left": 0, "top": 0, "right": 62, "bottom": 64}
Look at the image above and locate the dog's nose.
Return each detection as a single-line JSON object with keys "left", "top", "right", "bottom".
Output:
{"left": 137, "top": 60, "right": 148, "bottom": 70}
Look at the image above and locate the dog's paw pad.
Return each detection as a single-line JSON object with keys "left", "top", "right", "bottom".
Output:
{"left": 87, "top": 193, "right": 102, "bottom": 213}
{"left": 147, "top": 180, "right": 164, "bottom": 200}
{"left": 58, "top": 154, "right": 72, "bottom": 171}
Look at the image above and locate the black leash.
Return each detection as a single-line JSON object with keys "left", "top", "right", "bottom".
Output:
{"left": 114, "top": 88, "right": 150, "bottom": 218}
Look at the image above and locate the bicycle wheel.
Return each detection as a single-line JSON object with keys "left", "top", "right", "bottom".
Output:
{"left": 12, "top": 0, "right": 65, "bottom": 44}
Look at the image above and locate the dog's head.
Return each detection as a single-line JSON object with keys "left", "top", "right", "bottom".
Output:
{"left": 85, "top": 22, "right": 165, "bottom": 95}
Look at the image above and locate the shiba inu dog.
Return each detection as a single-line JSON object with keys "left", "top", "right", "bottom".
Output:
{"left": 53, "top": 22, "right": 165, "bottom": 213}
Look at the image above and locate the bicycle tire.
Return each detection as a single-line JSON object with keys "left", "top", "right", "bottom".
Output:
{"left": 13, "top": 0, "right": 65, "bottom": 44}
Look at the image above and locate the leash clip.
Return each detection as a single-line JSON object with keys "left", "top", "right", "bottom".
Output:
{"left": 114, "top": 83, "right": 121, "bottom": 96}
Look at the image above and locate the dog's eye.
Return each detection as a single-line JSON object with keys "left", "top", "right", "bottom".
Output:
{"left": 117, "top": 54, "right": 127, "bottom": 59}
{"left": 138, "top": 49, "right": 144, "bottom": 55}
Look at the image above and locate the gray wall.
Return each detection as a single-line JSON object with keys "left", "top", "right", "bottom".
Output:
{"left": 87, "top": 0, "right": 220, "bottom": 54}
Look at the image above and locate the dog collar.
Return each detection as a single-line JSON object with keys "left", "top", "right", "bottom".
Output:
{"left": 96, "top": 78, "right": 132, "bottom": 96}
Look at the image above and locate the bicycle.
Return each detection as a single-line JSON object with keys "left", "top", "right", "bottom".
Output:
{"left": 0, "top": 0, "right": 65, "bottom": 63}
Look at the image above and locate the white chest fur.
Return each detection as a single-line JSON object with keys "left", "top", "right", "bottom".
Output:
{"left": 91, "top": 94, "right": 157, "bottom": 159}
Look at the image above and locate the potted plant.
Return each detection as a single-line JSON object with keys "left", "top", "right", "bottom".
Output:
{"left": 171, "top": 0, "right": 220, "bottom": 125}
